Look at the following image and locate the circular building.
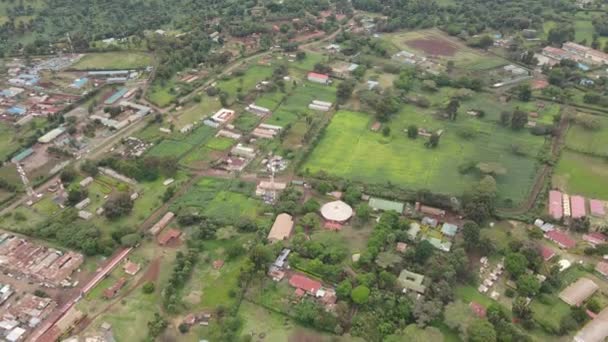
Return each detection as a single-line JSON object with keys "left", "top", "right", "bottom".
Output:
{"left": 320, "top": 200, "right": 353, "bottom": 223}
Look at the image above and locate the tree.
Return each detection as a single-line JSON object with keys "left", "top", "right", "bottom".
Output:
{"left": 81, "top": 160, "right": 99, "bottom": 176}
{"left": 356, "top": 203, "right": 372, "bottom": 222}
{"left": 505, "top": 253, "right": 528, "bottom": 278}
{"left": 60, "top": 168, "right": 77, "bottom": 184}
{"left": 517, "top": 84, "right": 532, "bottom": 102}
{"left": 570, "top": 217, "right": 590, "bottom": 233}
{"left": 142, "top": 282, "right": 155, "bottom": 294}
{"left": 462, "top": 176, "right": 497, "bottom": 223}
{"left": 336, "top": 279, "right": 352, "bottom": 300}
{"left": 385, "top": 324, "right": 443, "bottom": 342}
{"left": 336, "top": 79, "right": 356, "bottom": 104}
{"left": 467, "top": 319, "right": 497, "bottom": 342}
{"left": 512, "top": 297, "right": 532, "bottom": 321}
{"left": 351, "top": 285, "right": 370, "bottom": 304}
{"left": 463, "top": 221, "right": 480, "bottom": 251}
{"left": 300, "top": 199, "right": 320, "bottom": 215}
{"left": 120, "top": 233, "right": 141, "bottom": 247}
{"left": 300, "top": 213, "right": 320, "bottom": 230}
{"left": 407, "top": 125, "right": 418, "bottom": 139}
{"left": 516, "top": 274, "right": 541, "bottom": 297}
{"left": 103, "top": 192, "right": 134, "bottom": 219}
{"left": 414, "top": 240, "right": 434, "bottom": 263}
{"left": 67, "top": 187, "right": 88, "bottom": 206}
{"left": 412, "top": 298, "right": 443, "bottom": 326}
{"left": 446, "top": 98, "right": 460, "bottom": 121}
{"left": 444, "top": 300, "right": 475, "bottom": 336}
{"left": 382, "top": 126, "right": 391, "bottom": 137}
{"left": 425, "top": 132, "right": 440, "bottom": 148}
{"left": 511, "top": 109, "right": 528, "bottom": 130}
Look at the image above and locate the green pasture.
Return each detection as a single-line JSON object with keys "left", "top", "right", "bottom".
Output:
{"left": 554, "top": 151, "right": 608, "bottom": 200}
{"left": 205, "top": 136, "right": 235, "bottom": 151}
{"left": 72, "top": 52, "right": 152, "bottom": 70}
{"left": 303, "top": 105, "right": 545, "bottom": 203}
{"left": 179, "top": 147, "right": 216, "bottom": 169}
{"left": 265, "top": 82, "right": 336, "bottom": 126}
{"left": 178, "top": 124, "right": 217, "bottom": 146}
{"left": 217, "top": 65, "right": 274, "bottom": 99}
{"left": 565, "top": 116, "right": 608, "bottom": 157}
{"left": 233, "top": 112, "right": 261, "bottom": 132}
{"left": 146, "top": 139, "right": 192, "bottom": 158}
{"left": 531, "top": 294, "right": 571, "bottom": 334}
{"left": 175, "top": 96, "right": 222, "bottom": 129}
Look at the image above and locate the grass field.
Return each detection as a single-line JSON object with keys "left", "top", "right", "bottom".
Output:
{"left": 174, "top": 96, "right": 221, "bottom": 129}
{"left": 531, "top": 294, "right": 571, "bottom": 334}
{"left": 72, "top": 51, "right": 152, "bottom": 70}
{"left": 565, "top": 116, "right": 608, "bottom": 157}
{"left": 171, "top": 177, "right": 261, "bottom": 222}
{"left": 146, "top": 139, "right": 192, "bottom": 158}
{"left": 303, "top": 105, "right": 545, "bottom": 203}
{"left": 554, "top": 151, "right": 608, "bottom": 200}
{"left": 574, "top": 12, "right": 608, "bottom": 47}
{"left": 205, "top": 136, "right": 234, "bottom": 151}
{"left": 147, "top": 80, "right": 177, "bottom": 107}
{"left": 217, "top": 65, "right": 274, "bottom": 99}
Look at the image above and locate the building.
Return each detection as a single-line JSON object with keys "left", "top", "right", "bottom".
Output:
{"left": 157, "top": 228, "right": 182, "bottom": 246}
{"left": 11, "top": 148, "right": 33, "bottom": 163}
{"left": 415, "top": 202, "right": 445, "bottom": 217}
{"left": 123, "top": 261, "right": 141, "bottom": 275}
{"left": 289, "top": 274, "right": 322, "bottom": 295}
{"left": 267, "top": 213, "right": 295, "bottom": 243}
{"left": 38, "top": 127, "right": 66, "bottom": 144}
{"left": 307, "top": 72, "right": 330, "bottom": 85}
{"left": 103, "top": 277, "right": 127, "bottom": 299}
{"left": 571, "top": 195, "right": 587, "bottom": 218}
{"left": 595, "top": 261, "right": 608, "bottom": 278}
{"left": 583, "top": 232, "right": 607, "bottom": 246}
{"left": 368, "top": 197, "right": 404, "bottom": 213}
{"left": 548, "top": 190, "right": 563, "bottom": 220}
{"left": 441, "top": 223, "right": 458, "bottom": 237}
{"left": 563, "top": 193, "right": 572, "bottom": 217}
{"left": 79, "top": 177, "right": 94, "bottom": 187}
{"left": 545, "top": 230, "right": 576, "bottom": 249}
{"left": 320, "top": 200, "right": 353, "bottom": 223}
{"left": 408, "top": 223, "right": 421, "bottom": 239}
{"left": 470, "top": 302, "right": 487, "bottom": 318}
{"left": 541, "top": 245, "right": 556, "bottom": 261}
{"left": 246, "top": 104, "right": 271, "bottom": 116}
{"left": 574, "top": 306, "right": 608, "bottom": 342}
{"left": 559, "top": 277, "right": 598, "bottom": 306}
{"left": 211, "top": 108, "right": 235, "bottom": 124}
{"left": 148, "top": 212, "right": 175, "bottom": 235}
{"left": 589, "top": 199, "right": 606, "bottom": 217}
{"left": 397, "top": 269, "right": 426, "bottom": 293}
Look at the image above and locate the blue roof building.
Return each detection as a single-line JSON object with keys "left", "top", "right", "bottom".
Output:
{"left": 7, "top": 106, "right": 26, "bottom": 116}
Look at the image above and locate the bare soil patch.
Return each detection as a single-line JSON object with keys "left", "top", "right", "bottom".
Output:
{"left": 405, "top": 38, "right": 457, "bottom": 56}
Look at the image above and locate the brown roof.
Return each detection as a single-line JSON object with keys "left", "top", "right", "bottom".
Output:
{"left": 104, "top": 277, "right": 126, "bottom": 299}
{"left": 559, "top": 278, "right": 599, "bottom": 306}
{"left": 575, "top": 306, "right": 608, "bottom": 342}
{"left": 267, "top": 213, "right": 294, "bottom": 242}
{"left": 123, "top": 261, "right": 140, "bottom": 275}
{"left": 157, "top": 228, "right": 182, "bottom": 245}
{"left": 595, "top": 261, "right": 608, "bottom": 277}
{"left": 213, "top": 260, "right": 224, "bottom": 270}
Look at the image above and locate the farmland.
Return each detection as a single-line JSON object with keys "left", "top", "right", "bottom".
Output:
{"left": 71, "top": 51, "right": 153, "bottom": 70}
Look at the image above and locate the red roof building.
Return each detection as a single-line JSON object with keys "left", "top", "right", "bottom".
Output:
{"left": 583, "top": 232, "right": 607, "bottom": 246}
{"left": 470, "top": 302, "right": 487, "bottom": 318}
{"left": 545, "top": 230, "right": 576, "bottom": 249}
{"left": 596, "top": 261, "right": 608, "bottom": 278}
{"left": 548, "top": 190, "right": 563, "bottom": 220}
{"left": 590, "top": 199, "right": 606, "bottom": 217}
{"left": 123, "top": 261, "right": 140, "bottom": 275}
{"left": 307, "top": 72, "right": 330, "bottom": 84}
{"left": 289, "top": 274, "right": 322, "bottom": 295}
{"left": 213, "top": 260, "right": 224, "bottom": 270}
{"left": 541, "top": 245, "right": 556, "bottom": 261}
{"left": 571, "top": 195, "right": 587, "bottom": 219}
{"left": 103, "top": 277, "right": 126, "bottom": 299}
{"left": 157, "top": 228, "right": 182, "bottom": 246}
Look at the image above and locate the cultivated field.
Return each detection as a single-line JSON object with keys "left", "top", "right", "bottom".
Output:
{"left": 71, "top": 51, "right": 153, "bottom": 70}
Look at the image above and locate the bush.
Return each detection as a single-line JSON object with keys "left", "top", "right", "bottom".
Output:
{"left": 505, "top": 288, "right": 515, "bottom": 297}
{"left": 142, "top": 282, "right": 155, "bottom": 294}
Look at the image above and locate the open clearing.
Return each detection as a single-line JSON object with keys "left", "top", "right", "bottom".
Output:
{"left": 303, "top": 104, "right": 546, "bottom": 203}
{"left": 71, "top": 51, "right": 152, "bottom": 70}
{"left": 554, "top": 150, "right": 608, "bottom": 200}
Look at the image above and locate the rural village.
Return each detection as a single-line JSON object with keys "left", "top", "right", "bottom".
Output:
{"left": 0, "top": 0, "right": 607, "bottom": 341}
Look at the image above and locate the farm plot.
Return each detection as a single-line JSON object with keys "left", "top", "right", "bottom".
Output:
{"left": 71, "top": 51, "right": 152, "bottom": 70}
{"left": 174, "top": 96, "right": 222, "bottom": 129}
{"left": 217, "top": 65, "right": 274, "bottom": 99}
{"left": 303, "top": 107, "right": 546, "bottom": 204}
{"left": 265, "top": 82, "right": 336, "bottom": 127}
{"left": 564, "top": 115, "right": 608, "bottom": 157}
{"left": 554, "top": 151, "right": 608, "bottom": 200}
{"left": 146, "top": 139, "right": 192, "bottom": 158}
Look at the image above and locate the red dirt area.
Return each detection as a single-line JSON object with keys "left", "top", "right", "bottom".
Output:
{"left": 405, "top": 38, "right": 457, "bottom": 56}
{"left": 138, "top": 257, "right": 161, "bottom": 285}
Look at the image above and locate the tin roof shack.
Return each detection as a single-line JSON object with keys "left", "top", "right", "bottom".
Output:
{"left": 36, "top": 307, "right": 84, "bottom": 342}
{"left": 0, "top": 236, "right": 83, "bottom": 287}
{"left": 415, "top": 202, "right": 445, "bottom": 217}
{"left": 267, "top": 213, "right": 294, "bottom": 243}
{"left": 123, "top": 261, "right": 141, "bottom": 275}
{"left": 8, "top": 293, "right": 56, "bottom": 326}
{"left": 103, "top": 277, "right": 127, "bottom": 299}
{"left": 157, "top": 228, "right": 182, "bottom": 246}
{"left": 148, "top": 212, "right": 175, "bottom": 236}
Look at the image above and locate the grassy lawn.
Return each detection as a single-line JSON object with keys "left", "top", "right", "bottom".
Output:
{"left": 147, "top": 80, "right": 177, "bottom": 107}
{"left": 233, "top": 112, "right": 261, "bottom": 132}
{"left": 174, "top": 96, "right": 222, "bottom": 129}
{"left": 179, "top": 147, "right": 216, "bottom": 169}
{"left": 205, "top": 136, "right": 235, "bottom": 151}
{"left": 454, "top": 285, "right": 497, "bottom": 308}
{"left": 72, "top": 51, "right": 152, "bottom": 70}
{"left": 554, "top": 151, "right": 608, "bottom": 200}
{"left": 531, "top": 294, "right": 571, "bottom": 334}
{"left": 217, "top": 65, "right": 274, "bottom": 99}
{"left": 146, "top": 139, "right": 193, "bottom": 158}
{"left": 303, "top": 105, "right": 545, "bottom": 203}
{"left": 203, "top": 191, "right": 260, "bottom": 221}
{"left": 565, "top": 116, "right": 608, "bottom": 157}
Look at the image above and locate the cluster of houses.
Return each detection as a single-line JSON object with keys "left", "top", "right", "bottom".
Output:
{"left": 548, "top": 190, "right": 606, "bottom": 221}
{"left": 477, "top": 257, "right": 504, "bottom": 300}
{"left": 536, "top": 42, "right": 608, "bottom": 69}
{"left": 0, "top": 293, "right": 57, "bottom": 342}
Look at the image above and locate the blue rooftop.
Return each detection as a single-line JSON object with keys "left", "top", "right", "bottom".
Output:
{"left": 7, "top": 106, "right": 26, "bottom": 115}
{"left": 72, "top": 77, "right": 89, "bottom": 88}
{"left": 104, "top": 87, "right": 128, "bottom": 105}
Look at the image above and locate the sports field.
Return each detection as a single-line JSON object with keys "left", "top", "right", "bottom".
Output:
{"left": 303, "top": 106, "right": 545, "bottom": 203}
{"left": 72, "top": 51, "right": 153, "bottom": 70}
{"left": 565, "top": 115, "right": 608, "bottom": 157}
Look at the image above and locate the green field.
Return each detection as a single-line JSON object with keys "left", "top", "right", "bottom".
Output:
{"left": 174, "top": 96, "right": 222, "bottom": 128}
{"left": 146, "top": 139, "right": 192, "bottom": 158}
{"left": 171, "top": 177, "right": 261, "bottom": 222}
{"left": 531, "top": 294, "right": 572, "bottom": 334}
{"left": 72, "top": 52, "right": 153, "bottom": 70}
{"left": 147, "top": 80, "right": 177, "bottom": 107}
{"left": 554, "top": 151, "right": 608, "bottom": 200}
{"left": 565, "top": 116, "right": 608, "bottom": 157}
{"left": 303, "top": 105, "right": 545, "bottom": 203}
{"left": 217, "top": 65, "right": 274, "bottom": 99}
{"left": 205, "top": 136, "right": 234, "bottom": 151}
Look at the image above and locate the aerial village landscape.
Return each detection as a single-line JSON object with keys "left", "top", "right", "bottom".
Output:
{"left": 0, "top": 0, "right": 607, "bottom": 341}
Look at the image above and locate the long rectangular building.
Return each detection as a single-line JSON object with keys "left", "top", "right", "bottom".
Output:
{"left": 548, "top": 190, "right": 563, "bottom": 220}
